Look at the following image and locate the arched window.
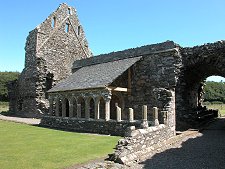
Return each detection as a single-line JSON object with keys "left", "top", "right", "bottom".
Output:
{"left": 68, "top": 8, "right": 71, "bottom": 15}
{"left": 65, "top": 23, "right": 70, "bottom": 33}
{"left": 77, "top": 25, "right": 81, "bottom": 35}
{"left": 52, "top": 17, "right": 56, "bottom": 28}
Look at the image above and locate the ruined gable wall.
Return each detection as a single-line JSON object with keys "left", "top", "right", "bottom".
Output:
{"left": 9, "top": 3, "right": 92, "bottom": 116}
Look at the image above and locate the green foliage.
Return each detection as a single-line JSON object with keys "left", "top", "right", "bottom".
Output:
{"left": 0, "top": 71, "right": 20, "bottom": 101}
{"left": 203, "top": 81, "right": 225, "bottom": 103}
{"left": 0, "top": 101, "right": 9, "bottom": 113}
{"left": 0, "top": 120, "right": 120, "bottom": 169}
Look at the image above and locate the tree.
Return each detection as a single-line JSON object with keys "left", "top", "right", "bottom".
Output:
{"left": 0, "top": 71, "right": 20, "bottom": 101}
{"left": 203, "top": 81, "right": 225, "bottom": 103}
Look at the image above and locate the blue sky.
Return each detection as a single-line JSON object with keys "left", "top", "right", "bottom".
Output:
{"left": 0, "top": 0, "right": 225, "bottom": 81}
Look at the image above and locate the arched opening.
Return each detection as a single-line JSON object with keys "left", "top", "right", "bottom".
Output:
{"left": 78, "top": 97, "right": 85, "bottom": 118}
{"left": 202, "top": 76, "right": 225, "bottom": 117}
{"left": 52, "top": 99, "right": 56, "bottom": 116}
{"left": 65, "top": 23, "right": 70, "bottom": 33}
{"left": 175, "top": 45, "right": 225, "bottom": 130}
{"left": 59, "top": 99, "right": 62, "bottom": 117}
{"left": 65, "top": 98, "right": 69, "bottom": 117}
{"left": 77, "top": 25, "right": 81, "bottom": 35}
{"left": 99, "top": 97, "right": 105, "bottom": 119}
{"left": 72, "top": 98, "right": 77, "bottom": 117}
{"left": 110, "top": 94, "right": 123, "bottom": 120}
{"left": 90, "top": 98, "right": 95, "bottom": 119}
{"left": 51, "top": 17, "right": 56, "bottom": 28}
{"left": 67, "top": 8, "right": 71, "bottom": 15}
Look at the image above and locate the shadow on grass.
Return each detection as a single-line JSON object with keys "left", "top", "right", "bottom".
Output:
{"left": 139, "top": 118, "right": 225, "bottom": 169}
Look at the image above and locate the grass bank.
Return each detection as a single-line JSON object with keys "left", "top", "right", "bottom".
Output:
{"left": 203, "top": 102, "right": 225, "bottom": 116}
{"left": 0, "top": 120, "right": 120, "bottom": 169}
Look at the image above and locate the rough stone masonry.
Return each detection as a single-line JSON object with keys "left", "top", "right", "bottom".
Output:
{"left": 8, "top": 3, "right": 92, "bottom": 117}
{"left": 8, "top": 3, "right": 225, "bottom": 131}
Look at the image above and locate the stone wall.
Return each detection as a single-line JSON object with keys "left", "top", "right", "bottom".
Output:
{"left": 8, "top": 3, "right": 92, "bottom": 117}
{"left": 110, "top": 125, "right": 174, "bottom": 164}
{"left": 40, "top": 116, "right": 143, "bottom": 136}
{"left": 127, "top": 47, "right": 181, "bottom": 127}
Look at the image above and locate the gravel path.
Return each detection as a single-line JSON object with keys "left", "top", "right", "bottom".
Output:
{"left": 131, "top": 117, "right": 225, "bottom": 169}
{"left": 74, "top": 117, "right": 225, "bottom": 169}
{"left": 0, "top": 114, "right": 40, "bottom": 125}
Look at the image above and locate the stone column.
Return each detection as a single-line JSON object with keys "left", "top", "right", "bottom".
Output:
{"left": 62, "top": 98, "right": 66, "bottom": 117}
{"left": 55, "top": 99, "right": 59, "bottom": 117}
{"left": 141, "top": 105, "right": 148, "bottom": 128}
{"left": 153, "top": 107, "right": 159, "bottom": 126}
{"left": 85, "top": 99, "right": 90, "bottom": 119}
{"left": 116, "top": 106, "right": 122, "bottom": 122}
{"left": 77, "top": 104, "right": 81, "bottom": 118}
{"left": 69, "top": 98, "right": 74, "bottom": 118}
{"left": 105, "top": 99, "right": 110, "bottom": 121}
{"left": 94, "top": 98, "right": 100, "bottom": 120}
{"left": 143, "top": 105, "right": 148, "bottom": 121}
{"left": 128, "top": 108, "right": 134, "bottom": 122}
{"left": 49, "top": 97, "right": 53, "bottom": 116}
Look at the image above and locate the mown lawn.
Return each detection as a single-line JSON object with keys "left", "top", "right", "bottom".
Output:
{"left": 0, "top": 120, "right": 120, "bottom": 169}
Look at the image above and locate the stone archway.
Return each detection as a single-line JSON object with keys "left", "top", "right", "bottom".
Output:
{"left": 176, "top": 41, "right": 225, "bottom": 130}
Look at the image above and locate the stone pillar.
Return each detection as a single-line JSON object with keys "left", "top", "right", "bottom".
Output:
{"left": 95, "top": 99, "right": 100, "bottom": 120}
{"left": 49, "top": 97, "right": 53, "bottom": 116}
{"left": 69, "top": 98, "right": 74, "bottom": 118}
{"left": 143, "top": 105, "right": 148, "bottom": 121}
{"left": 128, "top": 108, "right": 134, "bottom": 122}
{"left": 77, "top": 104, "right": 81, "bottom": 118}
{"left": 55, "top": 99, "right": 59, "bottom": 117}
{"left": 85, "top": 99, "right": 90, "bottom": 119}
{"left": 116, "top": 106, "right": 122, "bottom": 122}
{"left": 62, "top": 98, "right": 66, "bottom": 117}
{"left": 141, "top": 105, "right": 148, "bottom": 128}
{"left": 105, "top": 99, "right": 110, "bottom": 121}
{"left": 153, "top": 107, "right": 159, "bottom": 126}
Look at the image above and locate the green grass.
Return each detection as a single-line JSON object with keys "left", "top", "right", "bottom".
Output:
{"left": 0, "top": 120, "right": 120, "bottom": 169}
{"left": 203, "top": 103, "right": 225, "bottom": 116}
{"left": 0, "top": 101, "right": 9, "bottom": 112}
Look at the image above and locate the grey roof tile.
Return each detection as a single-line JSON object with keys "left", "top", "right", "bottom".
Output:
{"left": 49, "top": 56, "right": 142, "bottom": 92}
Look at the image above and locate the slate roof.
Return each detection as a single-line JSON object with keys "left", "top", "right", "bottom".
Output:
{"left": 48, "top": 56, "right": 142, "bottom": 92}
{"left": 72, "top": 41, "right": 177, "bottom": 70}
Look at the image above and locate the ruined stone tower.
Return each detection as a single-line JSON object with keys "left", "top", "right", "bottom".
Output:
{"left": 8, "top": 3, "right": 92, "bottom": 117}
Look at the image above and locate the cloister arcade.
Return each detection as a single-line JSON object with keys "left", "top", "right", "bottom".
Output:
{"left": 48, "top": 88, "right": 125, "bottom": 121}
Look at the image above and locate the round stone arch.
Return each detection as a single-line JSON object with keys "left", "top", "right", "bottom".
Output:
{"left": 85, "top": 96, "right": 95, "bottom": 119}
{"left": 175, "top": 41, "right": 225, "bottom": 130}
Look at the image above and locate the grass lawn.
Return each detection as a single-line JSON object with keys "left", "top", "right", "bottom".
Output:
{"left": 0, "top": 120, "right": 120, "bottom": 169}
{"left": 203, "top": 103, "right": 225, "bottom": 116}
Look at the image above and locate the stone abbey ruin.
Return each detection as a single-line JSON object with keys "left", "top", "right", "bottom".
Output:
{"left": 8, "top": 3, "right": 224, "bottom": 163}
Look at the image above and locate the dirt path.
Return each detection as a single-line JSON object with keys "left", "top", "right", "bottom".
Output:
{"left": 0, "top": 114, "right": 40, "bottom": 125}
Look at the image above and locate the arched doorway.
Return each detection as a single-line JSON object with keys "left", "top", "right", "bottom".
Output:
{"left": 59, "top": 99, "right": 62, "bottom": 117}
{"left": 65, "top": 98, "right": 69, "bottom": 117}
{"left": 175, "top": 43, "right": 225, "bottom": 130}
{"left": 90, "top": 98, "right": 95, "bottom": 119}
{"left": 78, "top": 97, "right": 85, "bottom": 118}
{"left": 99, "top": 97, "right": 105, "bottom": 119}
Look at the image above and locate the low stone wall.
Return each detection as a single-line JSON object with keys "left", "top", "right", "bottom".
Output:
{"left": 109, "top": 124, "right": 175, "bottom": 164}
{"left": 40, "top": 116, "right": 143, "bottom": 136}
